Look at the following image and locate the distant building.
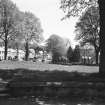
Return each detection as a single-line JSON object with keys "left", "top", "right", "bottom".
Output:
{"left": 0, "top": 46, "right": 25, "bottom": 61}
{"left": 0, "top": 47, "right": 5, "bottom": 60}
{"left": 17, "top": 50, "right": 25, "bottom": 61}
{"left": 28, "top": 49, "right": 35, "bottom": 60}
{"left": 79, "top": 44, "right": 97, "bottom": 64}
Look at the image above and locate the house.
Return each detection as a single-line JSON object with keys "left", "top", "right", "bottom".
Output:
{"left": 0, "top": 46, "right": 25, "bottom": 61}
{"left": 0, "top": 47, "right": 5, "bottom": 60}
{"left": 79, "top": 44, "right": 96, "bottom": 64}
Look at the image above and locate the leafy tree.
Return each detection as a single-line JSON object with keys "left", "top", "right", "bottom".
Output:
{"left": 75, "top": 6, "right": 100, "bottom": 64}
{"left": 8, "top": 35, "right": 24, "bottom": 60}
{"left": 67, "top": 46, "right": 73, "bottom": 62}
{"left": 72, "top": 45, "right": 81, "bottom": 62}
{"left": 0, "top": 0, "right": 20, "bottom": 60}
{"left": 17, "top": 12, "right": 43, "bottom": 61}
{"left": 30, "top": 42, "right": 44, "bottom": 60}
{"left": 29, "top": 42, "right": 39, "bottom": 58}
{"left": 60, "top": 0, "right": 105, "bottom": 74}
{"left": 46, "top": 34, "right": 68, "bottom": 63}
{"left": 60, "top": 0, "right": 98, "bottom": 19}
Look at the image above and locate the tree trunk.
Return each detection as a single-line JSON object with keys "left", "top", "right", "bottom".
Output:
{"left": 4, "top": 34, "right": 8, "bottom": 60}
{"left": 34, "top": 49, "right": 37, "bottom": 58}
{"left": 25, "top": 42, "right": 29, "bottom": 61}
{"left": 99, "top": 0, "right": 105, "bottom": 74}
{"left": 42, "top": 49, "right": 45, "bottom": 62}
{"left": 95, "top": 49, "right": 99, "bottom": 65}
{"left": 16, "top": 47, "right": 19, "bottom": 60}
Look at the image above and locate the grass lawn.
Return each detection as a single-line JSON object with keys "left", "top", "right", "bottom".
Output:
{"left": 0, "top": 61, "right": 104, "bottom": 104}
{"left": 0, "top": 60, "right": 99, "bottom": 73}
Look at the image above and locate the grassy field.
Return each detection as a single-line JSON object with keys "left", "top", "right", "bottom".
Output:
{"left": 0, "top": 61, "right": 104, "bottom": 105}
{"left": 0, "top": 60, "right": 99, "bottom": 73}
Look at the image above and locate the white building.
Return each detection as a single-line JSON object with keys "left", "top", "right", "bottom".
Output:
{"left": 18, "top": 50, "right": 25, "bottom": 61}
{"left": 0, "top": 47, "right": 5, "bottom": 60}
{"left": 29, "top": 49, "right": 35, "bottom": 60}
{"left": 0, "top": 46, "right": 25, "bottom": 61}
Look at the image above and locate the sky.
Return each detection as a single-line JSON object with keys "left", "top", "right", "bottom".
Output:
{"left": 11, "top": 0, "right": 79, "bottom": 47}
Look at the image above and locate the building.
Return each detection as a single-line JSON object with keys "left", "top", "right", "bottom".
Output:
{"left": 0, "top": 46, "right": 25, "bottom": 61}
{"left": 0, "top": 47, "right": 5, "bottom": 60}
{"left": 80, "top": 44, "right": 96, "bottom": 64}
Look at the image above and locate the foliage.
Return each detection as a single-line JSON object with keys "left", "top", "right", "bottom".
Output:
{"left": 72, "top": 45, "right": 81, "bottom": 62}
{"left": 18, "top": 12, "right": 43, "bottom": 43}
{"left": 60, "top": 0, "right": 98, "bottom": 19}
{"left": 60, "top": 0, "right": 99, "bottom": 65}
{"left": 75, "top": 6, "right": 100, "bottom": 64}
{"left": 46, "top": 34, "right": 68, "bottom": 63}
{"left": 15, "top": 12, "right": 43, "bottom": 60}
{"left": 0, "top": 0, "right": 44, "bottom": 61}
{"left": 0, "top": 0, "right": 20, "bottom": 40}
{"left": 75, "top": 6, "right": 99, "bottom": 45}
{"left": 0, "top": 0, "right": 20, "bottom": 59}
{"left": 67, "top": 46, "right": 73, "bottom": 62}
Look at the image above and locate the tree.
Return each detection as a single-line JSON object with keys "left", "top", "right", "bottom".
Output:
{"left": 98, "top": 0, "right": 105, "bottom": 74}
{"left": 72, "top": 45, "right": 81, "bottom": 62}
{"left": 8, "top": 35, "right": 24, "bottom": 60}
{"left": 17, "top": 12, "right": 43, "bottom": 61}
{"left": 0, "top": 0, "right": 20, "bottom": 60}
{"left": 75, "top": 6, "right": 100, "bottom": 64}
{"left": 46, "top": 34, "right": 68, "bottom": 63}
{"left": 30, "top": 42, "right": 44, "bottom": 60}
{"left": 60, "top": 0, "right": 98, "bottom": 19}
{"left": 60, "top": 0, "right": 105, "bottom": 74}
{"left": 67, "top": 46, "right": 73, "bottom": 62}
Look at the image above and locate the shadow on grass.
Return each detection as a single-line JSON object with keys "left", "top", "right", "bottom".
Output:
{"left": 0, "top": 68, "right": 104, "bottom": 81}
{"left": 0, "top": 68, "right": 105, "bottom": 103}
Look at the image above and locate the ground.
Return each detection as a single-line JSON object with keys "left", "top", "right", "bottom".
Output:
{"left": 0, "top": 61, "right": 103, "bottom": 105}
{"left": 0, "top": 60, "right": 99, "bottom": 73}
{"left": 0, "top": 97, "right": 104, "bottom": 105}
